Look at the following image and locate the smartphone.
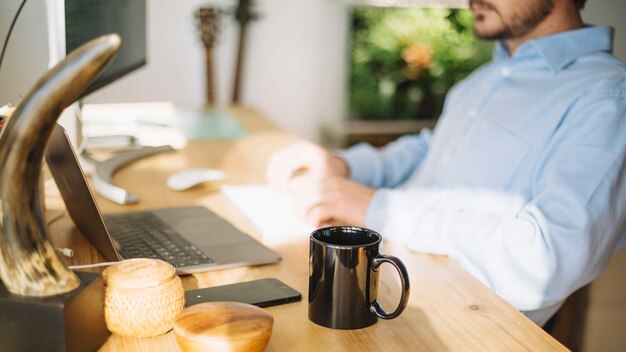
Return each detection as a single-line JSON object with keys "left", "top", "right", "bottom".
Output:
{"left": 185, "top": 278, "right": 302, "bottom": 308}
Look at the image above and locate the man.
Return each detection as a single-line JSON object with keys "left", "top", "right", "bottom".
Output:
{"left": 266, "top": 0, "right": 626, "bottom": 327}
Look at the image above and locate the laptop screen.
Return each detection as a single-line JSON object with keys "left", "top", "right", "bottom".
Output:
{"left": 45, "top": 124, "right": 121, "bottom": 262}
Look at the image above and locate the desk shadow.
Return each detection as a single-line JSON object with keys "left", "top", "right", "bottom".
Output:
{"left": 182, "top": 274, "right": 199, "bottom": 290}
{"left": 103, "top": 330, "right": 181, "bottom": 351}
{"left": 270, "top": 305, "right": 450, "bottom": 352}
{"left": 382, "top": 305, "right": 450, "bottom": 352}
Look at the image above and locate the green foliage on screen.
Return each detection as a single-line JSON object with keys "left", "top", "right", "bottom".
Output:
{"left": 349, "top": 7, "right": 492, "bottom": 121}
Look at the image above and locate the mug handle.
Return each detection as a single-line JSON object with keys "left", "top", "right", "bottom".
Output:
{"left": 369, "top": 254, "right": 410, "bottom": 320}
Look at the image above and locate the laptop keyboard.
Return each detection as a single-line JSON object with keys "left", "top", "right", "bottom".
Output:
{"left": 103, "top": 212, "right": 215, "bottom": 269}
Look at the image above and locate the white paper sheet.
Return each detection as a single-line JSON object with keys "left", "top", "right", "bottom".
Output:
{"left": 221, "top": 185, "right": 315, "bottom": 242}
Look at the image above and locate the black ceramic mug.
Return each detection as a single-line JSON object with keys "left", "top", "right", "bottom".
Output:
{"left": 308, "top": 226, "right": 410, "bottom": 329}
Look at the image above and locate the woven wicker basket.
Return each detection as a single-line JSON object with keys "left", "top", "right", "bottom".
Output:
{"left": 102, "top": 258, "right": 185, "bottom": 338}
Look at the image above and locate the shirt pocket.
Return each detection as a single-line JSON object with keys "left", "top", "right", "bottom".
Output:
{"left": 449, "top": 120, "right": 530, "bottom": 189}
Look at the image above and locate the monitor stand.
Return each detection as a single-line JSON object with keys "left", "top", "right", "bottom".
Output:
{"left": 84, "top": 144, "right": 175, "bottom": 205}
{"left": 72, "top": 101, "right": 176, "bottom": 205}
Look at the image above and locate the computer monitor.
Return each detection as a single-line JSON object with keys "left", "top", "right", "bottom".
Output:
{"left": 46, "top": 0, "right": 146, "bottom": 146}
{"left": 65, "top": 0, "right": 146, "bottom": 99}
{"left": 48, "top": 0, "right": 146, "bottom": 99}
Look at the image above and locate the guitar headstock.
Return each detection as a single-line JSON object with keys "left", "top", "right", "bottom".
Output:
{"left": 234, "top": 0, "right": 260, "bottom": 25}
{"left": 195, "top": 7, "right": 222, "bottom": 49}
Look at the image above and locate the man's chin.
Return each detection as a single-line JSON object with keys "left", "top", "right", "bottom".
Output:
{"left": 473, "top": 24, "right": 507, "bottom": 40}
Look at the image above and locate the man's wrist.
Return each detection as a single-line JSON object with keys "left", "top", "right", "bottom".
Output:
{"left": 330, "top": 156, "right": 349, "bottom": 178}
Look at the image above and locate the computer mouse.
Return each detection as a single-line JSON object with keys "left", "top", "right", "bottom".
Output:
{"left": 167, "top": 168, "right": 226, "bottom": 191}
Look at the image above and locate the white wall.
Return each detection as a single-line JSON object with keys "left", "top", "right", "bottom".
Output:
{"left": 85, "top": 0, "right": 349, "bottom": 144}
{"left": 581, "top": 0, "right": 626, "bottom": 62}
{"left": 0, "top": 0, "right": 49, "bottom": 106}
{"left": 0, "top": 0, "right": 349, "bottom": 143}
{"left": 0, "top": 0, "right": 623, "bottom": 144}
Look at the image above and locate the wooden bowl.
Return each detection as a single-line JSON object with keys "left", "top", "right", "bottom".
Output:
{"left": 173, "top": 302, "right": 274, "bottom": 352}
{"left": 102, "top": 258, "right": 185, "bottom": 338}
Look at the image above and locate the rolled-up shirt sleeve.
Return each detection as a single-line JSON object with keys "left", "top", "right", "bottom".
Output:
{"left": 335, "top": 130, "right": 432, "bottom": 188}
{"left": 364, "top": 92, "right": 626, "bottom": 326}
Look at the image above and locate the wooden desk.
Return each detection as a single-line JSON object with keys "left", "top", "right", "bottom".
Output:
{"left": 47, "top": 107, "right": 567, "bottom": 351}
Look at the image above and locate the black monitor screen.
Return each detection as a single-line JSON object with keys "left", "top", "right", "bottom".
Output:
{"left": 65, "top": 0, "right": 146, "bottom": 99}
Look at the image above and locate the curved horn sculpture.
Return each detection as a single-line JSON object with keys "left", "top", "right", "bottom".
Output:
{"left": 0, "top": 34, "right": 121, "bottom": 296}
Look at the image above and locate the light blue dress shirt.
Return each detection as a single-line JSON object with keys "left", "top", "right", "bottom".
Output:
{"left": 338, "top": 26, "right": 626, "bottom": 326}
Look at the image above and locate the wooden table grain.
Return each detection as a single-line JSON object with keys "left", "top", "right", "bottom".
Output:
{"left": 46, "top": 107, "right": 568, "bottom": 351}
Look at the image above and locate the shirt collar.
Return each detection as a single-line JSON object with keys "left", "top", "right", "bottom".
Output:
{"left": 492, "top": 26, "right": 614, "bottom": 73}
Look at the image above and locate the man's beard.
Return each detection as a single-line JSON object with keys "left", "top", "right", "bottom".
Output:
{"left": 471, "top": 0, "right": 555, "bottom": 40}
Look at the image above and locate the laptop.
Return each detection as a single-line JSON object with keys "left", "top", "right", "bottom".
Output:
{"left": 45, "top": 124, "right": 281, "bottom": 274}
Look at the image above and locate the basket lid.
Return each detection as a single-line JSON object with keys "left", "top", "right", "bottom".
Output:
{"left": 103, "top": 258, "right": 176, "bottom": 289}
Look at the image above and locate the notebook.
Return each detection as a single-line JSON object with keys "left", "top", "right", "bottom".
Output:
{"left": 45, "top": 124, "right": 281, "bottom": 274}
{"left": 221, "top": 185, "right": 314, "bottom": 242}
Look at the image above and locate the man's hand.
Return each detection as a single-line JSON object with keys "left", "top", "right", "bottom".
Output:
{"left": 289, "top": 175, "right": 376, "bottom": 227}
{"left": 266, "top": 141, "right": 349, "bottom": 191}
